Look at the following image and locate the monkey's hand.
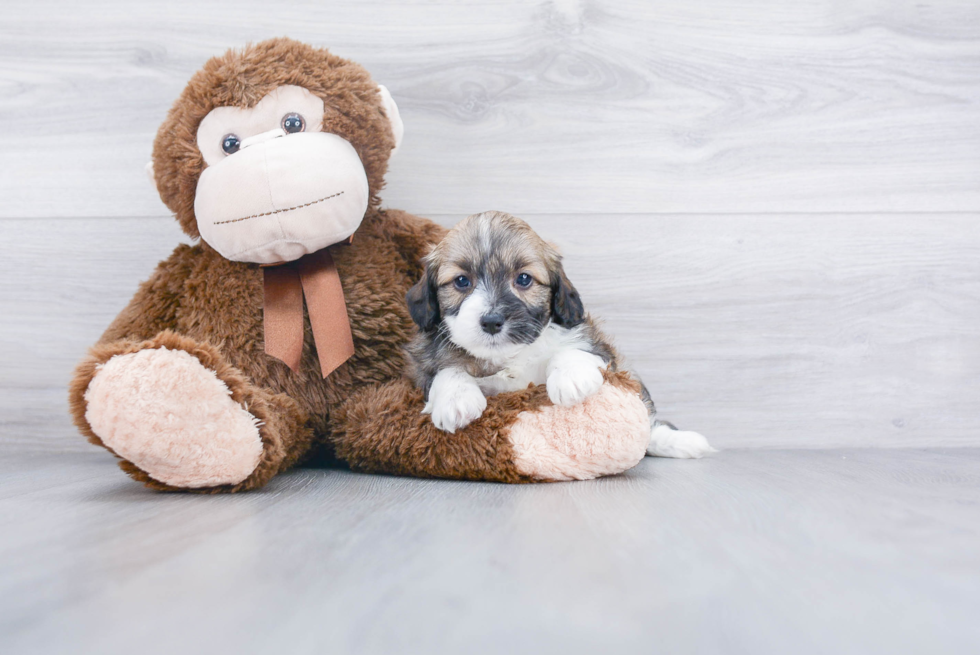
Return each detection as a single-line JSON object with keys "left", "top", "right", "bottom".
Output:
{"left": 422, "top": 367, "right": 487, "bottom": 433}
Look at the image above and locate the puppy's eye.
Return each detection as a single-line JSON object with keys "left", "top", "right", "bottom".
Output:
{"left": 281, "top": 113, "right": 306, "bottom": 134}
{"left": 515, "top": 273, "right": 533, "bottom": 289}
{"left": 453, "top": 275, "right": 471, "bottom": 290}
{"left": 221, "top": 134, "right": 241, "bottom": 155}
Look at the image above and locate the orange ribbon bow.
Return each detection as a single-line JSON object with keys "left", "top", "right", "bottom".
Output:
{"left": 262, "top": 248, "right": 354, "bottom": 377}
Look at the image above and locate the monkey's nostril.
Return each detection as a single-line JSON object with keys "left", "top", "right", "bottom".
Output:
{"left": 480, "top": 313, "right": 505, "bottom": 335}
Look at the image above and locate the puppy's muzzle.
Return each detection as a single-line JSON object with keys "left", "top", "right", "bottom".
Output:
{"left": 480, "top": 312, "right": 505, "bottom": 335}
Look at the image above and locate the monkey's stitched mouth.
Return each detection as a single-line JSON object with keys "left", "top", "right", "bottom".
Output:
{"left": 213, "top": 190, "right": 345, "bottom": 226}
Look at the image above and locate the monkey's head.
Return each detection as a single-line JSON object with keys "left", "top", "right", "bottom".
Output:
{"left": 151, "top": 38, "right": 404, "bottom": 264}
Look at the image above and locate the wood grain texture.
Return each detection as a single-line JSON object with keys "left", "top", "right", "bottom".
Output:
{"left": 2, "top": 213, "right": 978, "bottom": 450}
{"left": 2, "top": 448, "right": 978, "bottom": 654}
{"left": 3, "top": 5, "right": 978, "bottom": 650}
{"left": 0, "top": 0, "right": 978, "bottom": 217}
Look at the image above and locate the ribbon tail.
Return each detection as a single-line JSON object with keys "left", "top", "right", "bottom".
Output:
{"left": 263, "top": 263, "right": 305, "bottom": 372}
{"left": 298, "top": 249, "right": 355, "bottom": 378}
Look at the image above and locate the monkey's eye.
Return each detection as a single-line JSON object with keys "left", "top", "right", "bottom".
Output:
{"left": 515, "top": 273, "right": 533, "bottom": 289}
{"left": 221, "top": 134, "right": 241, "bottom": 155}
{"left": 281, "top": 113, "right": 306, "bottom": 134}
{"left": 453, "top": 275, "right": 471, "bottom": 291}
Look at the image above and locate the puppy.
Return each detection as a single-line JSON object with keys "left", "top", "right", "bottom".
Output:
{"left": 405, "top": 210, "right": 714, "bottom": 458}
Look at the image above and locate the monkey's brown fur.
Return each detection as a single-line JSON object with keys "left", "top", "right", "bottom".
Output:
{"left": 334, "top": 369, "right": 642, "bottom": 483}
{"left": 68, "top": 39, "right": 647, "bottom": 492}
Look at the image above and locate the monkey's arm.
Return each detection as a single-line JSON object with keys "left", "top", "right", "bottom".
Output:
{"left": 330, "top": 370, "right": 651, "bottom": 483}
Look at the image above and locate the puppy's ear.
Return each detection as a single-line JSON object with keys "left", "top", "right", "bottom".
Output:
{"left": 550, "top": 263, "right": 585, "bottom": 328}
{"left": 406, "top": 265, "right": 440, "bottom": 331}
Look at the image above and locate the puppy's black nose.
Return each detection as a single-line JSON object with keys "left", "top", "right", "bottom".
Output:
{"left": 480, "top": 313, "right": 505, "bottom": 335}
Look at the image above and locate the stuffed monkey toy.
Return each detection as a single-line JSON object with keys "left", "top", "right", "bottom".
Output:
{"left": 68, "top": 38, "right": 652, "bottom": 492}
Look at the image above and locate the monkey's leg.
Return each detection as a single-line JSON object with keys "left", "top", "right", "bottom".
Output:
{"left": 330, "top": 370, "right": 651, "bottom": 483}
{"left": 70, "top": 331, "right": 313, "bottom": 492}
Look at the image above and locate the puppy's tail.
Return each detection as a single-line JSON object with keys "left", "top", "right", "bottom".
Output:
{"left": 638, "top": 380, "right": 716, "bottom": 459}
{"left": 647, "top": 420, "right": 716, "bottom": 459}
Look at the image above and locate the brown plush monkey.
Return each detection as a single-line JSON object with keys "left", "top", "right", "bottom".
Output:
{"left": 68, "top": 38, "right": 651, "bottom": 492}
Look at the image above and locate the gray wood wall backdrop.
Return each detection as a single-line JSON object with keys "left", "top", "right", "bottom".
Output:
{"left": 1, "top": 0, "right": 978, "bottom": 451}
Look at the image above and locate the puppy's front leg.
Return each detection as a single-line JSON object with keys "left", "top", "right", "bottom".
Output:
{"left": 422, "top": 367, "right": 488, "bottom": 433}
{"left": 546, "top": 348, "right": 607, "bottom": 406}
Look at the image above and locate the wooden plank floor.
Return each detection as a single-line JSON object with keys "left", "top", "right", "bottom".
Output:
{"left": 2, "top": 448, "right": 978, "bottom": 654}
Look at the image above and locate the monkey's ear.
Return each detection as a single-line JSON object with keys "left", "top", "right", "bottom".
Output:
{"left": 377, "top": 85, "right": 404, "bottom": 154}
{"left": 406, "top": 265, "right": 440, "bottom": 331}
{"left": 550, "top": 264, "right": 585, "bottom": 328}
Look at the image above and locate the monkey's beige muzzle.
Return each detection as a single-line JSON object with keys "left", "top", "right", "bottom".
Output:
{"left": 194, "top": 130, "right": 369, "bottom": 264}
{"left": 194, "top": 129, "right": 369, "bottom": 377}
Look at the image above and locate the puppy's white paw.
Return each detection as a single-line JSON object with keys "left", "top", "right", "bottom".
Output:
{"left": 422, "top": 368, "right": 488, "bottom": 433}
{"left": 647, "top": 424, "right": 717, "bottom": 459}
{"left": 546, "top": 349, "right": 606, "bottom": 407}
{"left": 424, "top": 385, "right": 487, "bottom": 433}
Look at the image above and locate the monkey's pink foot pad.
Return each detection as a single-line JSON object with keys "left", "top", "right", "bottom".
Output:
{"left": 84, "top": 347, "right": 263, "bottom": 488}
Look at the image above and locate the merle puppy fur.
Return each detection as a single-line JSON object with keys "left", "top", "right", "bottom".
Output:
{"left": 405, "top": 212, "right": 648, "bottom": 415}
{"left": 404, "top": 211, "right": 714, "bottom": 458}
{"left": 408, "top": 213, "right": 609, "bottom": 371}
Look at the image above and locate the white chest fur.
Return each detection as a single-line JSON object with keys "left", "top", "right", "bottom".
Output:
{"left": 475, "top": 323, "right": 601, "bottom": 395}
{"left": 424, "top": 323, "right": 609, "bottom": 431}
